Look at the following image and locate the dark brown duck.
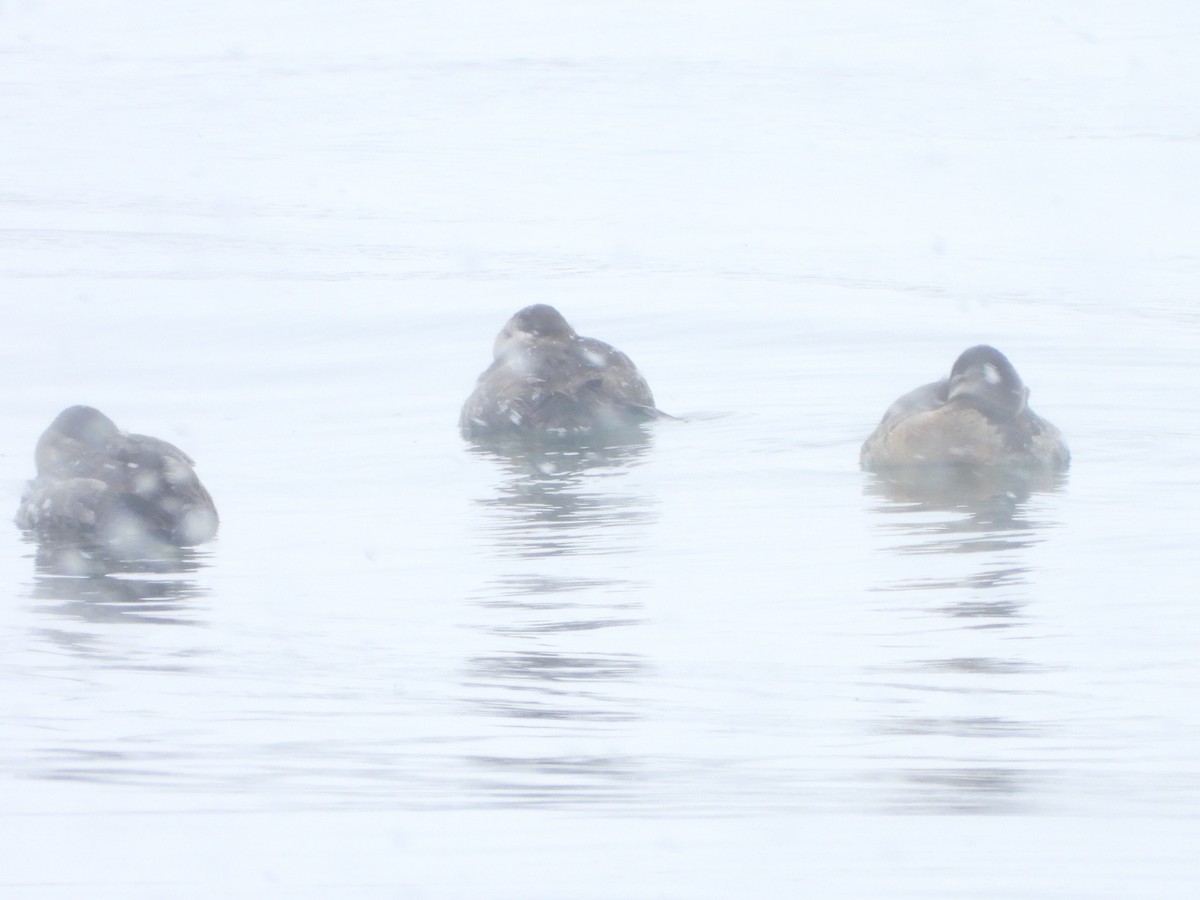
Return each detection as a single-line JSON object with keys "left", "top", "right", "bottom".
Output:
{"left": 460, "top": 304, "right": 665, "bottom": 441}
{"left": 860, "top": 345, "right": 1070, "bottom": 470}
{"left": 16, "top": 405, "right": 219, "bottom": 547}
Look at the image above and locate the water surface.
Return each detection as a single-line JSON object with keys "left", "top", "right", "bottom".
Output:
{"left": 3, "top": 1, "right": 1200, "bottom": 897}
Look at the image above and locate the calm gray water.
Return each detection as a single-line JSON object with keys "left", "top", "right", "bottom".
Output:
{"left": 3, "top": 2, "right": 1200, "bottom": 897}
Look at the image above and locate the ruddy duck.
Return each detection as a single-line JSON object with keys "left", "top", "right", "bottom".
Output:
{"left": 15, "top": 405, "right": 219, "bottom": 547}
{"left": 860, "top": 345, "right": 1069, "bottom": 470}
{"left": 460, "top": 304, "right": 665, "bottom": 441}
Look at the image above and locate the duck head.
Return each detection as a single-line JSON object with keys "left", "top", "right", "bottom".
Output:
{"left": 493, "top": 304, "right": 577, "bottom": 358}
{"left": 947, "top": 345, "right": 1030, "bottom": 422}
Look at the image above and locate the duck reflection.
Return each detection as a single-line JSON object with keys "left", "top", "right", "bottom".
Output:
{"left": 463, "top": 649, "right": 644, "bottom": 723}
{"left": 459, "top": 753, "right": 642, "bottom": 810}
{"left": 865, "top": 466, "right": 1067, "bottom": 604}
{"left": 25, "top": 535, "right": 208, "bottom": 628}
{"left": 477, "top": 574, "right": 642, "bottom": 628}
{"left": 866, "top": 466, "right": 1068, "bottom": 554}
{"left": 862, "top": 466, "right": 1067, "bottom": 813}
{"left": 879, "top": 766, "right": 1044, "bottom": 814}
{"left": 468, "top": 437, "right": 655, "bottom": 560}
{"left": 463, "top": 437, "right": 654, "bottom": 805}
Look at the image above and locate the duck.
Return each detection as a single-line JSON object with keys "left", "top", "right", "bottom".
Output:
{"left": 860, "top": 345, "right": 1070, "bottom": 470}
{"left": 460, "top": 304, "right": 665, "bottom": 441}
{"left": 15, "top": 405, "right": 219, "bottom": 547}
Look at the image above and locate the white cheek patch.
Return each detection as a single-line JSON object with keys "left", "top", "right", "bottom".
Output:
{"left": 510, "top": 353, "right": 535, "bottom": 376}
{"left": 983, "top": 363, "right": 1001, "bottom": 384}
{"left": 133, "top": 469, "right": 163, "bottom": 494}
